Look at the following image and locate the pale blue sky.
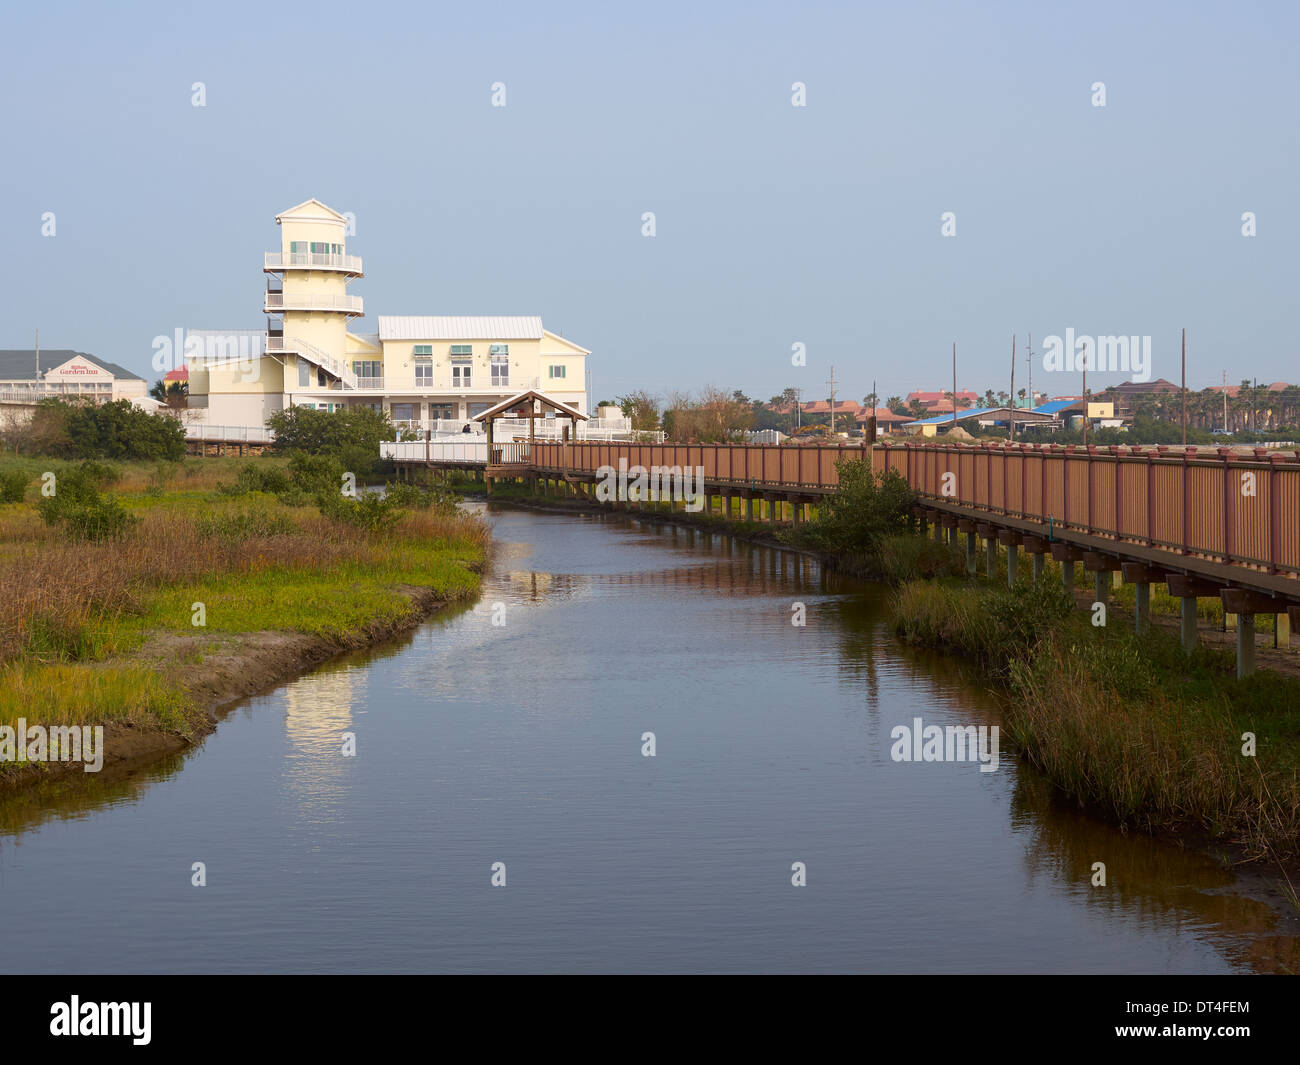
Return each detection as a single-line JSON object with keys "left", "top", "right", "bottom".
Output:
{"left": 1, "top": 0, "right": 1295, "bottom": 404}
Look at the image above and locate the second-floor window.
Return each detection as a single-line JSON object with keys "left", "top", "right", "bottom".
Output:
{"left": 298, "top": 359, "right": 310, "bottom": 387}
{"left": 352, "top": 361, "right": 381, "bottom": 382}
{"left": 452, "top": 360, "right": 472, "bottom": 388}
{"left": 548, "top": 365, "right": 567, "bottom": 380}
{"left": 415, "top": 362, "right": 432, "bottom": 387}
{"left": 490, "top": 344, "right": 509, "bottom": 387}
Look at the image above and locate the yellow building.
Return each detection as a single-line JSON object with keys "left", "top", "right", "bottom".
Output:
{"left": 187, "top": 199, "right": 590, "bottom": 428}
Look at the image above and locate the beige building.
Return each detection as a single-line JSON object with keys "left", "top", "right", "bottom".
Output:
{"left": 0, "top": 349, "right": 146, "bottom": 408}
{"left": 187, "top": 199, "right": 591, "bottom": 429}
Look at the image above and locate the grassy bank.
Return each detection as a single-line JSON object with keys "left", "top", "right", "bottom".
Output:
{"left": 893, "top": 577, "right": 1300, "bottom": 861}
{"left": 0, "top": 456, "right": 488, "bottom": 783}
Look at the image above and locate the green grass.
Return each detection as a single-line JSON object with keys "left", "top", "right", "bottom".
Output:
{"left": 0, "top": 456, "right": 487, "bottom": 759}
{"left": 893, "top": 576, "right": 1300, "bottom": 859}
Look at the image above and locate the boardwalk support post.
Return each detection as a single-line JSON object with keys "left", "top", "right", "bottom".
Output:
{"left": 1222, "top": 589, "right": 1286, "bottom": 679}
{"left": 1167, "top": 574, "right": 1222, "bottom": 653}
{"left": 998, "top": 529, "right": 1022, "bottom": 586}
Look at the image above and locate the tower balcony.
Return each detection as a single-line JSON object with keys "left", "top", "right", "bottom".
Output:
{"left": 264, "top": 292, "right": 364, "bottom": 316}
{"left": 264, "top": 251, "right": 364, "bottom": 277}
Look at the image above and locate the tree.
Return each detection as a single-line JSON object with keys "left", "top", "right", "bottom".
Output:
{"left": 150, "top": 379, "right": 188, "bottom": 411}
{"left": 23, "top": 398, "right": 186, "bottom": 460}
{"left": 886, "top": 395, "right": 905, "bottom": 415}
{"left": 616, "top": 390, "right": 661, "bottom": 431}
{"left": 266, "top": 404, "right": 394, "bottom": 475}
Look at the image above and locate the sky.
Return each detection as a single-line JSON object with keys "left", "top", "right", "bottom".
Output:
{"left": 1, "top": 0, "right": 1296, "bottom": 407}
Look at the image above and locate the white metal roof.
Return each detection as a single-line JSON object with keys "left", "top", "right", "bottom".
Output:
{"left": 377, "top": 316, "right": 544, "bottom": 341}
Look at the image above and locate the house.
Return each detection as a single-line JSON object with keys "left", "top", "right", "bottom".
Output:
{"left": 185, "top": 199, "right": 591, "bottom": 428}
{"left": 0, "top": 349, "right": 146, "bottom": 407}
{"left": 906, "top": 389, "right": 981, "bottom": 411}
{"left": 903, "top": 405, "right": 1058, "bottom": 438}
{"left": 855, "top": 407, "right": 912, "bottom": 434}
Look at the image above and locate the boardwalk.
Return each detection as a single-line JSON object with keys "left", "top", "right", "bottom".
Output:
{"left": 383, "top": 438, "right": 1300, "bottom": 675}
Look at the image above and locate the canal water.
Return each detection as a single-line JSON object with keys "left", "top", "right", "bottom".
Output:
{"left": 1, "top": 503, "right": 1295, "bottom": 974}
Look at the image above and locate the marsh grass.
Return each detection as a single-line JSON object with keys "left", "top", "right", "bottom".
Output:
{"left": 893, "top": 578, "right": 1300, "bottom": 858}
{"left": 0, "top": 457, "right": 489, "bottom": 735}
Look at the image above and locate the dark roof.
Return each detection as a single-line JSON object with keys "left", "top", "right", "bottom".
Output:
{"left": 0, "top": 349, "right": 143, "bottom": 382}
{"left": 1109, "top": 378, "right": 1180, "bottom": 394}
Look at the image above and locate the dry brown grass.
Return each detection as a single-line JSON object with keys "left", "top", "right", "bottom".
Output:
{"left": 0, "top": 496, "right": 490, "bottom": 666}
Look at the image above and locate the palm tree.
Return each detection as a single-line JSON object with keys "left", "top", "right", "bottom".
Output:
{"left": 886, "top": 395, "right": 905, "bottom": 414}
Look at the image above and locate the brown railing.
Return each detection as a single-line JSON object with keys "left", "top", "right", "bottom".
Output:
{"left": 875, "top": 442, "right": 1300, "bottom": 576}
{"left": 530, "top": 441, "right": 865, "bottom": 488}
{"left": 518, "top": 440, "right": 1300, "bottom": 577}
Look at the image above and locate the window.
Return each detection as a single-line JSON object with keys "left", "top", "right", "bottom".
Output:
{"left": 352, "top": 361, "right": 381, "bottom": 380}
{"left": 468, "top": 403, "right": 492, "bottom": 419}
{"left": 429, "top": 403, "right": 453, "bottom": 420}
{"left": 413, "top": 344, "right": 433, "bottom": 356}
{"left": 392, "top": 404, "right": 415, "bottom": 421}
{"left": 451, "top": 360, "right": 472, "bottom": 388}
{"left": 415, "top": 362, "right": 432, "bottom": 387}
{"left": 309, "top": 242, "right": 343, "bottom": 255}
{"left": 548, "top": 365, "right": 567, "bottom": 380}
{"left": 490, "top": 344, "right": 509, "bottom": 387}
{"left": 298, "top": 359, "right": 310, "bottom": 387}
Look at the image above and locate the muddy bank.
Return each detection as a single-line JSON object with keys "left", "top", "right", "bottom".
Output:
{"left": 0, "top": 585, "right": 467, "bottom": 795}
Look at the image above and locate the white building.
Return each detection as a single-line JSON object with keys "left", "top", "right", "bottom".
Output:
{"left": 186, "top": 199, "right": 593, "bottom": 432}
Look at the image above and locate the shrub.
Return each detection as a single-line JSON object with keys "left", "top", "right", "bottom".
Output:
{"left": 803, "top": 461, "right": 915, "bottom": 555}
{"left": 266, "top": 406, "right": 394, "bottom": 476}
{"left": 287, "top": 451, "right": 345, "bottom": 496}
{"left": 195, "top": 508, "right": 297, "bottom": 540}
{"left": 316, "top": 490, "right": 402, "bottom": 533}
{"left": 28, "top": 398, "right": 186, "bottom": 460}
{"left": 383, "top": 480, "right": 457, "bottom": 512}
{"left": 35, "top": 462, "right": 136, "bottom": 541}
{"left": 0, "top": 469, "right": 27, "bottom": 503}
{"left": 216, "top": 462, "right": 293, "bottom": 497}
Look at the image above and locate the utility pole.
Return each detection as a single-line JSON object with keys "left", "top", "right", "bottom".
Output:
{"left": 795, "top": 387, "right": 802, "bottom": 431}
{"left": 1253, "top": 377, "right": 1258, "bottom": 432}
{"left": 1026, "top": 333, "right": 1033, "bottom": 410}
{"left": 827, "top": 366, "right": 838, "bottom": 434}
{"left": 1222, "top": 371, "right": 1228, "bottom": 431}
{"left": 1081, "top": 340, "right": 1088, "bottom": 447}
{"left": 952, "top": 342, "right": 958, "bottom": 433}
{"left": 1180, "top": 328, "right": 1187, "bottom": 446}
{"left": 1009, "top": 334, "right": 1017, "bottom": 443}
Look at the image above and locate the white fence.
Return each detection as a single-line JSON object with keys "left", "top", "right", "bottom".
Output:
{"left": 392, "top": 418, "right": 660, "bottom": 442}
{"left": 381, "top": 440, "right": 488, "bottom": 463}
{"left": 185, "top": 425, "right": 276, "bottom": 443}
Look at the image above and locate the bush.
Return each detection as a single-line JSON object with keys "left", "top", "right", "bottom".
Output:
{"left": 35, "top": 461, "right": 136, "bottom": 541}
{"left": 26, "top": 398, "right": 186, "bottom": 460}
{"left": 383, "top": 480, "right": 457, "bottom": 512}
{"left": 266, "top": 406, "right": 394, "bottom": 476}
{"left": 287, "top": 451, "right": 345, "bottom": 496}
{"left": 196, "top": 508, "right": 297, "bottom": 540}
{"left": 316, "top": 489, "right": 402, "bottom": 533}
{"left": 803, "top": 461, "right": 915, "bottom": 554}
{"left": 217, "top": 462, "right": 293, "bottom": 497}
{"left": 0, "top": 469, "right": 27, "bottom": 503}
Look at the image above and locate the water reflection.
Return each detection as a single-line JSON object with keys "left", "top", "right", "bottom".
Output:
{"left": 0, "top": 502, "right": 1296, "bottom": 973}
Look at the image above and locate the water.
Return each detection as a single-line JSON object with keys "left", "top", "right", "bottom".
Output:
{"left": 1, "top": 503, "right": 1295, "bottom": 973}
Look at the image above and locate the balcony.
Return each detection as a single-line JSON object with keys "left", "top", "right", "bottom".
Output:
{"left": 355, "top": 377, "right": 385, "bottom": 389}
{"left": 264, "top": 251, "right": 364, "bottom": 276}
{"left": 264, "top": 292, "right": 364, "bottom": 316}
